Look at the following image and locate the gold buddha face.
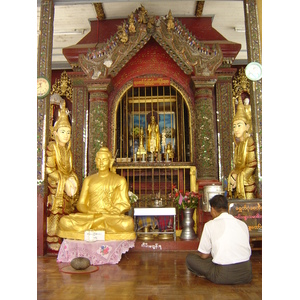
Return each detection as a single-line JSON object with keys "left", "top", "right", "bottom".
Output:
{"left": 95, "top": 152, "right": 111, "bottom": 171}
{"left": 55, "top": 126, "right": 71, "bottom": 146}
{"left": 233, "top": 120, "right": 249, "bottom": 141}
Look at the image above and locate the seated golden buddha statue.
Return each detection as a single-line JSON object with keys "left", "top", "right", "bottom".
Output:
{"left": 227, "top": 96, "right": 257, "bottom": 199}
{"left": 46, "top": 102, "right": 79, "bottom": 251}
{"left": 57, "top": 147, "right": 136, "bottom": 241}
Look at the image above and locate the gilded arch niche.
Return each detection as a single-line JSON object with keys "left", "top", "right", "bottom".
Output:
{"left": 109, "top": 79, "right": 194, "bottom": 163}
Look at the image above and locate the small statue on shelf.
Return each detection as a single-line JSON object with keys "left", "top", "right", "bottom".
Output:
{"left": 136, "top": 127, "right": 147, "bottom": 158}
{"left": 227, "top": 96, "right": 257, "bottom": 199}
{"left": 166, "top": 142, "right": 174, "bottom": 160}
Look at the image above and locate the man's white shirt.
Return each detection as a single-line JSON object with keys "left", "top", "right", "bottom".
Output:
{"left": 198, "top": 212, "right": 251, "bottom": 265}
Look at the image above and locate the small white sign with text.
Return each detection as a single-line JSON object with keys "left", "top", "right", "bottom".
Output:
{"left": 84, "top": 230, "right": 105, "bottom": 242}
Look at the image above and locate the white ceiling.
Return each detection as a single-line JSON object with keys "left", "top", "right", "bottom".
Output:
{"left": 37, "top": 0, "right": 247, "bottom": 70}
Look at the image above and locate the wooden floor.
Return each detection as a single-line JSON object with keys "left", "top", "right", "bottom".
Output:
{"left": 37, "top": 250, "right": 262, "bottom": 300}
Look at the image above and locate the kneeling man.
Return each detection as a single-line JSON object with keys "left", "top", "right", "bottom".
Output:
{"left": 186, "top": 195, "right": 252, "bottom": 284}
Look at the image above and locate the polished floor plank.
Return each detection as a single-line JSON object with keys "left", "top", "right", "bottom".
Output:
{"left": 37, "top": 251, "right": 262, "bottom": 300}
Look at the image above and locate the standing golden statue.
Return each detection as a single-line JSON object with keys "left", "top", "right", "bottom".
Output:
{"left": 57, "top": 147, "right": 136, "bottom": 241}
{"left": 147, "top": 115, "right": 161, "bottom": 153}
{"left": 46, "top": 102, "right": 79, "bottom": 251}
{"left": 227, "top": 96, "right": 257, "bottom": 199}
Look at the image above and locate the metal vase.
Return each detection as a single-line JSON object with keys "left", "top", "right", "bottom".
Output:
{"left": 180, "top": 208, "right": 197, "bottom": 240}
{"left": 202, "top": 184, "right": 224, "bottom": 212}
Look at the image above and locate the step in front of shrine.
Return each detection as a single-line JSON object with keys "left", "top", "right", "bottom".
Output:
{"left": 131, "top": 237, "right": 200, "bottom": 251}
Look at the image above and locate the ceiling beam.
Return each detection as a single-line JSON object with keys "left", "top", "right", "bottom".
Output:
{"left": 94, "top": 3, "right": 106, "bottom": 20}
{"left": 37, "top": 0, "right": 244, "bottom": 7}
{"left": 195, "top": 1, "right": 205, "bottom": 17}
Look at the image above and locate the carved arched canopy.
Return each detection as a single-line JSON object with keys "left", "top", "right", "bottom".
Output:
{"left": 78, "top": 6, "right": 223, "bottom": 80}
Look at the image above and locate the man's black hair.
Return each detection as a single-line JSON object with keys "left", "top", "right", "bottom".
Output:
{"left": 209, "top": 194, "right": 228, "bottom": 211}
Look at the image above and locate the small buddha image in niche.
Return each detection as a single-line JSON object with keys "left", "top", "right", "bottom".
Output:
{"left": 166, "top": 142, "right": 174, "bottom": 159}
{"left": 147, "top": 112, "right": 161, "bottom": 153}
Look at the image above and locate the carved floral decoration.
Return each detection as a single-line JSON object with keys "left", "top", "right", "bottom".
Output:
{"left": 79, "top": 5, "right": 223, "bottom": 80}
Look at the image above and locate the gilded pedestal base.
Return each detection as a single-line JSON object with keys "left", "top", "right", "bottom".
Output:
{"left": 57, "top": 229, "right": 136, "bottom": 241}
